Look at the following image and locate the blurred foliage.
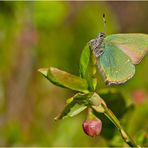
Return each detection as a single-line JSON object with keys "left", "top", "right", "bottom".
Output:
{"left": 0, "top": 1, "right": 147, "bottom": 147}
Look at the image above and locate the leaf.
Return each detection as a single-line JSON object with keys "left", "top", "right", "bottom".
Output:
{"left": 79, "top": 43, "right": 98, "bottom": 91}
{"left": 38, "top": 67, "right": 89, "bottom": 93}
{"left": 79, "top": 43, "right": 90, "bottom": 78}
{"left": 55, "top": 93, "right": 91, "bottom": 120}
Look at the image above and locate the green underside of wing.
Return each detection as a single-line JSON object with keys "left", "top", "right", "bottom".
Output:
{"left": 105, "top": 34, "right": 148, "bottom": 64}
{"left": 98, "top": 43, "right": 135, "bottom": 85}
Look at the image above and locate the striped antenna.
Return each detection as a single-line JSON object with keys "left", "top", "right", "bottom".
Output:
{"left": 103, "top": 13, "right": 106, "bottom": 35}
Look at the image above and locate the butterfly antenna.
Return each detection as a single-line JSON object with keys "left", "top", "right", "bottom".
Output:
{"left": 103, "top": 13, "right": 107, "bottom": 35}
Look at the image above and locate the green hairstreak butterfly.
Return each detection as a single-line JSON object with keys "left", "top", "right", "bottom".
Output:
{"left": 89, "top": 14, "right": 148, "bottom": 85}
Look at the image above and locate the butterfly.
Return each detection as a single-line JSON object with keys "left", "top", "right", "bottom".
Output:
{"left": 89, "top": 14, "right": 148, "bottom": 85}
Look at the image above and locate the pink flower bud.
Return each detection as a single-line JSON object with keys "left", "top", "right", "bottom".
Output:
{"left": 82, "top": 118, "right": 102, "bottom": 137}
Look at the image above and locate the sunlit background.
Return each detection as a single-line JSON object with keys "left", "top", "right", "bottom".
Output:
{"left": 0, "top": 1, "right": 148, "bottom": 146}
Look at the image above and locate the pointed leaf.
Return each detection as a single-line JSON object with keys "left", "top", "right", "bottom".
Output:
{"left": 79, "top": 43, "right": 90, "bottom": 78}
{"left": 80, "top": 43, "right": 98, "bottom": 91}
{"left": 55, "top": 93, "right": 91, "bottom": 120}
{"left": 66, "top": 104, "right": 87, "bottom": 117}
{"left": 38, "top": 67, "right": 89, "bottom": 93}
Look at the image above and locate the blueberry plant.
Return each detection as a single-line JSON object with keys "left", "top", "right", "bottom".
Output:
{"left": 38, "top": 14, "right": 148, "bottom": 147}
{"left": 38, "top": 43, "right": 141, "bottom": 147}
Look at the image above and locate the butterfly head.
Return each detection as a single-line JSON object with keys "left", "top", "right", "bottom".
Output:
{"left": 97, "top": 32, "right": 106, "bottom": 41}
{"left": 89, "top": 32, "right": 105, "bottom": 51}
{"left": 95, "top": 32, "right": 106, "bottom": 46}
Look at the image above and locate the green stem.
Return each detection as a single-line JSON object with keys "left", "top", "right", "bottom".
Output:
{"left": 102, "top": 103, "right": 139, "bottom": 147}
{"left": 90, "top": 51, "right": 97, "bottom": 91}
{"left": 91, "top": 94, "right": 140, "bottom": 147}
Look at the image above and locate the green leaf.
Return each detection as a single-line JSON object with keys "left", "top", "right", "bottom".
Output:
{"left": 55, "top": 93, "right": 91, "bottom": 120}
{"left": 79, "top": 43, "right": 90, "bottom": 78}
{"left": 65, "top": 104, "right": 87, "bottom": 117}
{"left": 38, "top": 67, "right": 89, "bottom": 93}
{"left": 79, "top": 43, "right": 98, "bottom": 91}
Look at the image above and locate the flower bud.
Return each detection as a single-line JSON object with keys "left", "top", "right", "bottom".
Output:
{"left": 82, "top": 118, "right": 102, "bottom": 137}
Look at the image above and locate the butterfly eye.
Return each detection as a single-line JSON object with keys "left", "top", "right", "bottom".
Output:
{"left": 99, "top": 33, "right": 105, "bottom": 38}
{"left": 100, "top": 34, "right": 104, "bottom": 37}
{"left": 97, "top": 33, "right": 105, "bottom": 40}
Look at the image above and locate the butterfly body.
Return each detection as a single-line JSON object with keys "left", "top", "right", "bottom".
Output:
{"left": 89, "top": 33, "right": 148, "bottom": 85}
{"left": 89, "top": 32, "right": 105, "bottom": 57}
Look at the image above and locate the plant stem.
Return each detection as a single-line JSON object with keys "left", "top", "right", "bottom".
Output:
{"left": 90, "top": 94, "right": 140, "bottom": 147}
{"left": 101, "top": 102, "right": 140, "bottom": 147}
{"left": 90, "top": 50, "right": 97, "bottom": 91}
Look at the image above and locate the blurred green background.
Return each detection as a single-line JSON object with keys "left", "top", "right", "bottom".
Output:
{"left": 0, "top": 1, "right": 148, "bottom": 146}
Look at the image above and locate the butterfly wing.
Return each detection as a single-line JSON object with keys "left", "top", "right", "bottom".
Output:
{"left": 105, "top": 33, "right": 148, "bottom": 64}
{"left": 97, "top": 42, "right": 135, "bottom": 85}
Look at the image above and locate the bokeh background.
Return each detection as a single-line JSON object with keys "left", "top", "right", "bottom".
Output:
{"left": 0, "top": 1, "right": 148, "bottom": 146}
